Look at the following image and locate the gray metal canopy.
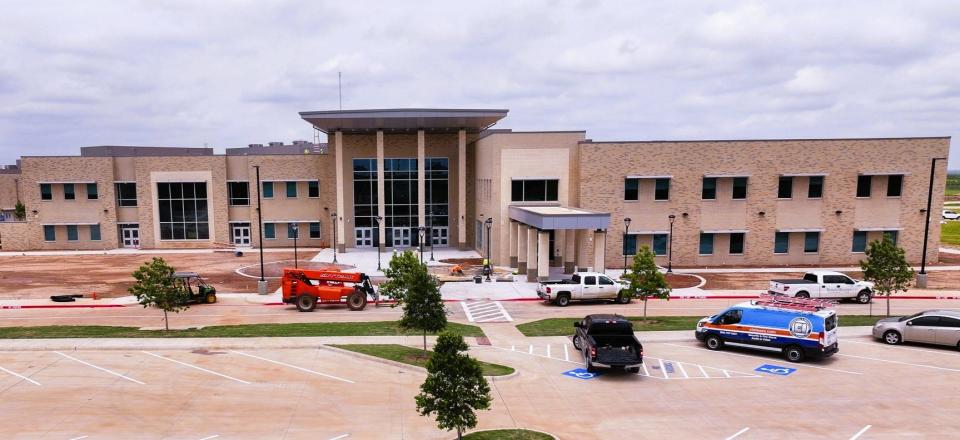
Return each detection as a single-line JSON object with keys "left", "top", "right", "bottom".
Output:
{"left": 509, "top": 206, "right": 610, "bottom": 230}
{"left": 300, "top": 108, "right": 509, "bottom": 134}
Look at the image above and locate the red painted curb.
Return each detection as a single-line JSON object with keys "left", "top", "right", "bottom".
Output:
{"left": 0, "top": 304, "right": 128, "bottom": 309}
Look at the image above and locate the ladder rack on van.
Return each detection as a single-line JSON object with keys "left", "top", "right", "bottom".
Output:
{"left": 753, "top": 293, "right": 835, "bottom": 312}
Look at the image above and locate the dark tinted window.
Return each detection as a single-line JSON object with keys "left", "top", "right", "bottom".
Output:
{"left": 823, "top": 275, "right": 846, "bottom": 284}
{"left": 808, "top": 176, "right": 824, "bottom": 198}
{"left": 654, "top": 178, "right": 670, "bottom": 200}
{"left": 623, "top": 234, "right": 637, "bottom": 255}
{"left": 87, "top": 183, "right": 98, "bottom": 200}
{"left": 699, "top": 233, "right": 714, "bottom": 255}
{"left": 599, "top": 276, "right": 615, "bottom": 285}
{"left": 732, "top": 177, "right": 748, "bottom": 199}
{"left": 624, "top": 178, "right": 639, "bottom": 200}
{"left": 702, "top": 177, "right": 717, "bottom": 200}
{"left": 803, "top": 273, "right": 819, "bottom": 282}
{"left": 778, "top": 176, "right": 793, "bottom": 198}
{"left": 309, "top": 222, "right": 321, "bottom": 238}
{"left": 856, "top": 175, "right": 872, "bottom": 197}
{"left": 228, "top": 182, "right": 249, "bottom": 206}
{"left": 511, "top": 179, "right": 559, "bottom": 202}
{"left": 719, "top": 309, "right": 742, "bottom": 325}
{"left": 910, "top": 316, "right": 940, "bottom": 326}
{"left": 729, "top": 233, "right": 745, "bottom": 254}
{"left": 308, "top": 181, "right": 319, "bottom": 198}
{"left": 774, "top": 232, "right": 789, "bottom": 254}
{"left": 262, "top": 182, "right": 274, "bottom": 198}
{"left": 116, "top": 183, "right": 137, "bottom": 206}
{"left": 825, "top": 314, "right": 837, "bottom": 331}
{"left": 804, "top": 232, "right": 820, "bottom": 253}
{"left": 583, "top": 276, "right": 597, "bottom": 285}
{"left": 652, "top": 234, "right": 667, "bottom": 256}
{"left": 63, "top": 184, "right": 75, "bottom": 200}
{"left": 940, "top": 317, "right": 960, "bottom": 328}
{"left": 887, "top": 175, "right": 903, "bottom": 197}
{"left": 40, "top": 183, "right": 52, "bottom": 200}
{"left": 852, "top": 231, "right": 867, "bottom": 253}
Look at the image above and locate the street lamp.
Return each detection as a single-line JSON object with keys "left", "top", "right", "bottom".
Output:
{"left": 253, "top": 165, "right": 267, "bottom": 295}
{"left": 667, "top": 214, "right": 676, "bottom": 273}
{"left": 484, "top": 217, "right": 493, "bottom": 281}
{"left": 330, "top": 211, "right": 338, "bottom": 263}
{"left": 291, "top": 223, "right": 299, "bottom": 269}
{"left": 418, "top": 226, "right": 426, "bottom": 264}
{"left": 919, "top": 157, "right": 948, "bottom": 287}
{"left": 623, "top": 217, "right": 632, "bottom": 276}
{"left": 374, "top": 216, "right": 383, "bottom": 271}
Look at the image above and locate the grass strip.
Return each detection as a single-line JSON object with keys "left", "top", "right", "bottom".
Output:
{"left": 462, "top": 429, "right": 554, "bottom": 440}
{"left": 517, "top": 314, "right": 890, "bottom": 337}
{"left": 0, "top": 321, "right": 484, "bottom": 339}
{"left": 330, "top": 343, "right": 515, "bottom": 376}
{"left": 941, "top": 220, "right": 960, "bottom": 246}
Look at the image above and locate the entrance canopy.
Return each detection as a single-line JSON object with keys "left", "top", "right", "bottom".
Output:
{"left": 509, "top": 206, "right": 610, "bottom": 230}
{"left": 300, "top": 108, "right": 509, "bottom": 134}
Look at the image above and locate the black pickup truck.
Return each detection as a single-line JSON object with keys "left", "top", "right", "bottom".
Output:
{"left": 572, "top": 314, "right": 644, "bottom": 373}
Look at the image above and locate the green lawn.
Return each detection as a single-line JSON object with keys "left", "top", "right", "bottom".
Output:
{"left": 330, "top": 343, "right": 515, "bottom": 376}
{"left": 516, "top": 315, "right": 888, "bottom": 337}
{"left": 463, "top": 429, "right": 553, "bottom": 440}
{"left": 0, "top": 321, "right": 484, "bottom": 339}
{"left": 941, "top": 220, "right": 960, "bottom": 246}
{"left": 946, "top": 173, "right": 960, "bottom": 196}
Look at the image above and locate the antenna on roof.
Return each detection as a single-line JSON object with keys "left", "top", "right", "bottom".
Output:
{"left": 338, "top": 71, "right": 342, "bottom": 110}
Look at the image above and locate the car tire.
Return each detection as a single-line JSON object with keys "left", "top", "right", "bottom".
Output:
{"left": 295, "top": 295, "right": 317, "bottom": 312}
{"left": 205, "top": 293, "right": 217, "bottom": 304}
{"left": 856, "top": 290, "right": 871, "bottom": 304}
{"left": 705, "top": 334, "right": 724, "bottom": 351}
{"left": 572, "top": 334, "right": 582, "bottom": 350}
{"left": 784, "top": 345, "right": 805, "bottom": 363}
{"left": 616, "top": 292, "right": 631, "bottom": 304}
{"left": 795, "top": 291, "right": 810, "bottom": 299}
{"left": 626, "top": 367, "right": 640, "bottom": 374}
{"left": 556, "top": 294, "right": 571, "bottom": 307}
{"left": 586, "top": 359, "right": 597, "bottom": 373}
{"left": 883, "top": 330, "right": 902, "bottom": 345}
{"left": 347, "top": 291, "right": 367, "bottom": 311}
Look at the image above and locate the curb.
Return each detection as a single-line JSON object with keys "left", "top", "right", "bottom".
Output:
{"left": 461, "top": 429, "right": 558, "bottom": 440}
{"left": 0, "top": 304, "right": 128, "bottom": 309}
{"left": 318, "top": 344, "right": 520, "bottom": 381}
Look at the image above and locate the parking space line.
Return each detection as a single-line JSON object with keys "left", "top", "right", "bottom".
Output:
{"left": 658, "top": 359, "right": 668, "bottom": 379}
{"left": 546, "top": 344, "right": 551, "bottom": 358}
{"left": 641, "top": 362, "right": 649, "bottom": 376}
{"left": 459, "top": 302, "right": 474, "bottom": 322}
{"left": 836, "top": 353, "right": 960, "bottom": 373}
{"left": 67, "top": 436, "right": 88, "bottom": 440}
{"left": 0, "top": 365, "right": 41, "bottom": 386}
{"left": 528, "top": 344, "right": 533, "bottom": 355}
{"left": 563, "top": 344, "right": 569, "bottom": 361}
{"left": 846, "top": 340, "right": 960, "bottom": 358}
{"left": 725, "top": 427, "right": 749, "bottom": 440}
{"left": 142, "top": 351, "right": 250, "bottom": 384}
{"left": 197, "top": 436, "right": 219, "bottom": 440}
{"left": 676, "top": 362, "right": 689, "bottom": 378}
{"left": 849, "top": 425, "right": 872, "bottom": 440}
{"left": 493, "top": 346, "right": 580, "bottom": 365}
{"left": 697, "top": 364, "right": 708, "bottom": 378}
{"left": 229, "top": 350, "right": 354, "bottom": 384}
{"left": 328, "top": 434, "right": 350, "bottom": 440}
{"left": 661, "top": 343, "right": 863, "bottom": 375}
{"left": 54, "top": 351, "right": 145, "bottom": 385}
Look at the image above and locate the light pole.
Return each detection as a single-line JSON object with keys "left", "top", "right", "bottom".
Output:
{"left": 667, "top": 214, "right": 676, "bottom": 273}
{"left": 291, "top": 223, "right": 299, "bottom": 269}
{"left": 484, "top": 217, "right": 493, "bottom": 281}
{"left": 374, "top": 216, "right": 382, "bottom": 272}
{"left": 418, "top": 226, "right": 426, "bottom": 264}
{"left": 253, "top": 165, "right": 267, "bottom": 295}
{"left": 330, "top": 211, "right": 338, "bottom": 263}
{"left": 919, "top": 157, "right": 948, "bottom": 287}
{"left": 623, "top": 217, "right": 632, "bottom": 276}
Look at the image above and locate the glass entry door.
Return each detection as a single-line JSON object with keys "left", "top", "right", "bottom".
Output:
{"left": 122, "top": 227, "right": 140, "bottom": 248}
{"left": 232, "top": 224, "right": 251, "bottom": 246}
{"left": 355, "top": 227, "right": 374, "bottom": 248}
{"left": 392, "top": 228, "right": 411, "bottom": 247}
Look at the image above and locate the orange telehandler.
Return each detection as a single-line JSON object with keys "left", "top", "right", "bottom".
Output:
{"left": 281, "top": 268, "right": 376, "bottom": 312}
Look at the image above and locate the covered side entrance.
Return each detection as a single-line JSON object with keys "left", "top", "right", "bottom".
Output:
{"left": 231, "top": 222, "right": 251, "bottom": 246}
{"left": 119, "top": 223, "right": 140, "bottom": 248}
{"left": 508, "top": 206, "right": 610, "bottom": 282}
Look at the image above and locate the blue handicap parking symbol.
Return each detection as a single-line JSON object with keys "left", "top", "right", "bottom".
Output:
{"left": 755, "top": 364, "right": 797, "bottom": 376}
{"left": 562, "top": 368, "right": 601, "bottom": 380}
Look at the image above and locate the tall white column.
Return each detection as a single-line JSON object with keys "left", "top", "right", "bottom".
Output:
{"left": 417, "top": 129, "right": 426, "bottom": 230}
{"left": 334, "top": 131, "right": 346, "bottom": 253}
{"left": 593, "top": 230, "right": 606, "bottom": 273}
{"left": 526, "top": 227, "right": 538, "bottom": 282}
{"left": 538, "top": 230, "right": 550, "bottom": 280}
{"left": 517, "top": 223, "right": 529, "bottom": 274}
{"left": 508, "top": 220, "right": 518, "bottom": 268}
{"left": 376, "top": 130, "right": 386, "bottom": 250}
{"left": 457, "top": 129, "right": 467, "bottom": 250}
{"left": 576, "top": 229, "right": 589, "bottom": 270}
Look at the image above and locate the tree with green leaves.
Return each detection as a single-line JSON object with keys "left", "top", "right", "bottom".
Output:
{"left": 128, "top": 257, "right": 189, "bottom": 331}
{"left": 379, "top": 250, "right": 423, "bottom": 304}
{"left": 14, "top": 200, "right": 25, "bottom": 221}
{"left": 860, "top": 235, "right": 914, "bottom": 317}
{"left": 399, "top": 262, "right": 448, "bottom": 352}
{"left": 622, "top": 246, "right": 671, "bottom": 319}
{"left": 416, "top": 332, "right": 492, "bottom": 440}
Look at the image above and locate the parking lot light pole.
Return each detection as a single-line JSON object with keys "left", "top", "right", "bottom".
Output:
{"left": 919, "top": 157, "right": 947, "bottom": 288}
{"left": 418, "top": 226, "right": 426, "bottom": 264}
{"left": 331, "top": 212, "right": 338, "bottom": 264}
{"left": 484, "top": 217, "right": 493, "bottom": 281}
{"left": 668, "top": 214, "right": 676, "bottom": 273}
{"left": 374, "top": 216, "right": 382, "bottom": 272}
{"left": 254, "top": 165, "right": 267, "bottom": 295}
{"left": 291, "top": 223, "right": 298, "bottom": 269}
{"left": 623, "top": 217, "right": 632, "bottom": 276}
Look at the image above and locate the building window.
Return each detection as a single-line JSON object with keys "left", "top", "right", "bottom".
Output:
{"left": 43, "top": 225, "right": 56, "bottom": 241}
{"left": 852, "top": 231, "right": 867, "bottom": 253}
{"left": 385, "top": 158, "right": 418, "bottom": 244}
{"left": 654, "top": 178, "right": 670, "bottom": 201}
{"left": 67, "top": 225, "right": 78, "bottom": 241}
{"left": 729, "top": 233, "right": 745, "bottom": 254}
{"left": 286, "top": 181, "right": 298, "bottom": 198}
{"left": 777, "top": 176, "right": 793, "bottom": 199}
{"left": 624, "top": 178, "right": 639, "bottom": 201}
{"left": 87, "top": 183, "right": 98, "bottom": 200}
{"left": 652, "top": 234, "right": 668, "bottom": 256}
{"left": 884, "top": 230, "right": 899, "bottom": 246}
{"left": 808, "top": 176, "right": 823, "bottom": 199}
{"left": 309, "top": 222, "right": 321, "bottom": 239}
{"left": 353, "top": 159, "right": 379, "bottom": 230}
{"left": 157, "top": 182, "right": 209, "bottom": 240}
{"left": 887, "top": 175, "right": 903, "bottom": 197}
{"left": 264, "top": 223, "right": 276, "bottom": 239}
{"left": 856, "top": 175, "right": 871, "bottom": 197}
{"left": 287, "top": 223, "right": 299, "bottom": 239}
{"left": 623, "top": 234, "right": 637, "bottom": 255}
{"left": 732, "top": 177, "right": 748, "bottom": 199}
{"left": 475, "top": 220, "right": 483, "bottom": 249}
{"left": 63, "top": 184, "right": 75, "bottom": 200}
{"left": 511, "top": 179, "right": 558, "bottom": 202}
{"left": 426, "top": 157, "right": 449, "bottom": 230}
{"left": 115, "top": 183, "right": 137, "bottom": 207}
{"left": 40, "top": 183, "right": 52, "bottom": 200}
{"left": 702, "top": 177, "right": 717, "bottom": 200}
{"left": 262, "top": 182, "right": 274, "bottom": 198}
{"left": 228, "top": 182, "right": 250, "bottom": 206}
{"left": 774, "top": 232, "right": 789, "bottom": 254}
{"left": 308, "top": 181, "right": 320, "bottom": 198}
{"left": 804, "top": 231, "right": 820, "bottom": 253}
{"left": 90, "top": 224, "right": 101, "bottom": 241}
{"left": 699, "top": 233, "right": 714, "bottom": 255}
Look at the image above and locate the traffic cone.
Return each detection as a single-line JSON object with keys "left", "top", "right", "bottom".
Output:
{"left": 92, "top": 292, "right": 98, "bottom": 300}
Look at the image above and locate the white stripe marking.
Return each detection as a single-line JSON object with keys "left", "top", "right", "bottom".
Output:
{"left": 0, "top": 366, "right": 41, "bottom": 386}
{"left": 528, "top": 344, "right": 533, "bottom": 355}
{"left": 662, "top": 343, "right": 863, "bottom": 375}
{"left": 67, "top": 436, "right": 89, "bottom": 440}
{"left": 494, "top": 301, "right": 513, "bottom": 322}
{"left": 723, "top": 369, "right": 731, "bottom": 378}
{"left": 546, "top": 344, "right": 551, "bottom": 359}
{"left": 641, "top": 362, "right": 649, "bottom": 376}
{"left": 658, "top": 358, "right": 669, "bottom": 379}
{"left": 563, "top": 344, "right": 569, "bottom": 361}
{"left": 726, "top": 427, "right": 750, "bottom": 440}
{"left": 198, "top": 436, "right": 219, "bottom": 440}
{"left": 511, "top": 345, "right": 515, "bottom": 352}
{"left": 55, "top": 352, "right": 144, "bottom": 384}
{"left": 837, "top": 353, "right": 960, "bottom": 372}
{"left": 847, "top": 339, "right": 960, "bottom": 357}
{"left": 328, "top": 434, "right": 350, "bottom": 440}
{"left": 849, "top": 425, "right": 872, "bottom": 440}
{"left": 697, "top": 364, "right": 708, "bottom": 378}
{"left": 142, "top": 351, "right": 250, "bottom": 384}
{"left": 230, "top": 350, "right": 354, "bottom": 384}
{"left": 677, "top": 362, "right": 689, "bottom": 378}
{"left": 459, "top": 302, "right": 475, "bottom": 322}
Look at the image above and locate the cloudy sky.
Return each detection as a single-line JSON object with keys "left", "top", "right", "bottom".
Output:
{"left": 1, "top": 1, "right": 958, "bottom": 168}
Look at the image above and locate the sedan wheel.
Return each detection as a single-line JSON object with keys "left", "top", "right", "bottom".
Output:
{"left": 572, "top": 335, "right": 582, "bottom": 350}
{"left": 856, "top": 291, "right": 871, "bottom": 304}
{"left": 883, "top": 330, "right": 902, "bottom": 345}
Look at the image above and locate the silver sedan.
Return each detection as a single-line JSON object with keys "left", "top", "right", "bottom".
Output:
{"left": 873, "top": 310, "right": 960, "bottom": 348}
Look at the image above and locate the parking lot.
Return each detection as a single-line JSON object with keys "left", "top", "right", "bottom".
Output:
{"left": 2, "top": 332, "right": 960, "bottom": 439}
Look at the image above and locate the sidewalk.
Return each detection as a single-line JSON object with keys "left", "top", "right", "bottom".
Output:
{"left": 0, "top": 247, "right": 324, "bottom": 257}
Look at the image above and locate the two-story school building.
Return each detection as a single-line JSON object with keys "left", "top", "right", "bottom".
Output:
{"left": 0, "top": 108, "right": 949, "bottom": 278}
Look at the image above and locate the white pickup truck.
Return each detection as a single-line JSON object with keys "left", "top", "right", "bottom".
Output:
{"left": 536, "top": 272, "right": 630, "bottom": 307}
{"left": 768, "top": 270, "right": 874, "bottom": 304}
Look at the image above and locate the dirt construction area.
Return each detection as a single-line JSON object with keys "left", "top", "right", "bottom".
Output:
{"left": 0, "top": 251, "right": 306, "bottom": 300}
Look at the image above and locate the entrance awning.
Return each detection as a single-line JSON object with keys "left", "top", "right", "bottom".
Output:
{"left": 300, "top": 108, "right": 509, "bottom": 134}
{"left": 509, "top": 206, "right": 610, "bottom": 230}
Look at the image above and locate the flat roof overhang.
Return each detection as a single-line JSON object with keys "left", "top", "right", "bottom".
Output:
{"left": 300, "top": 108, "right": 509, "bottom": 134}
{"left": 509, "top": 205, "right": 610, "bottom": 230}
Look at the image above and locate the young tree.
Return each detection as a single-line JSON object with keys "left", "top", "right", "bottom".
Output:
{"left": 128, "top": 257, "right": 189, "bottom": 331}
{"left": 399, "top": 265, "right": 448, "bottom": 352}
{"left": 416, "top": 332, "right": 492, "bottom": 440}
{"left": 860, "top": 235, "right": 914, "bottom": 317}
{"left": 622, "top": 246, "right": 672, "bottom": 319}
{"left": 14, "top": 201, "right": 25, "bottom": 221}
{"left": 378, "top": 250, "right": 422, "bottom": 304}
